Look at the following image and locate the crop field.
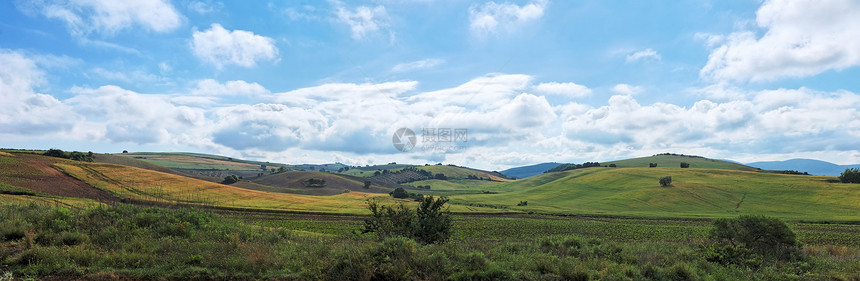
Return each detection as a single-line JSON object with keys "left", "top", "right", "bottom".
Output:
{"left": 49, "top": 161, "right": 502, "bottom": 214}
{"left": 449, "top": 166, "right": 860, "bottom": 221}
{"left": 117, "top": 153, "right": 266, "bottom": 171}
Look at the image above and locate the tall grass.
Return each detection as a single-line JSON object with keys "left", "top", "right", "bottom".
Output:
{"left": 1, "top": 204, "right": 858, "bottom": 280}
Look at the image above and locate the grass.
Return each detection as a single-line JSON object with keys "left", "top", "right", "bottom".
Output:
{"left": 117, "top": 153, "right": 266, "bottom": 171}
{"left": 604, "top": 154, "right": 758, "bottom": 171}
{"left": 449, "top": 167, "right": 860, "bottom": 221}
{"left": 1, "top": 203, "right": 858, "bottom": 280}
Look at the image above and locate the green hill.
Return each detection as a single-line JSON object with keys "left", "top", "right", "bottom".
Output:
{"left": 449, "top": 166, "right": 859, "bottom": 221}
{"left": 604, "top": 154, "right": 758, "bottom": 171}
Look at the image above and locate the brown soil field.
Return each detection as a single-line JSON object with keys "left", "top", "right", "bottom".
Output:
{"left": 0, "top": 153, "right": 118, "bottom": 202}
{"left": 251, "top": 171, "right": 393, "bottom": 196}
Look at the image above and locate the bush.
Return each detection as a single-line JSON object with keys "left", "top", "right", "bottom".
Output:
{"left": 680, "top": 162, "right": 690, "bottom": 168}
{"left": 362, "top": 196, "right": 452, "bottom": 244}
{"left": 649, "top": 163, "right": 658, "bottom": 168}
{"left": 302, "top": 178, "right": 326, "bottom": 187}
{"left": 389, "top": 187, "right": 409, "bottom": 199}
{"left": 659, "top": 176, "right": 672, "bottom": 187}
{"left": 364, "top": 181, "right": 372, "bottom": 189}
{"left": 839, "top": 168, "right": 860, "bottom": 183}
{"left": 709, "top": 215, "right": 799, "bottom": 261}
{"left": 43, "top": 148, "right": 67, "bottom": 158}
{"left": 221, "top": 175, "right": 239, "bottom": 185}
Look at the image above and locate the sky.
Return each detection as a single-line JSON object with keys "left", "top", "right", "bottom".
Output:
{"left": 1, "top": 0, "right": 859, "bottom": 170}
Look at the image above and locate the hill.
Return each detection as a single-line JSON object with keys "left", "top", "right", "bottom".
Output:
{"left": 604, "top": 153, "right": 758, "bottom": 171}
{"left": 747, "top": 158, "right": 860, "bottom": 176}
{"left": 248, "top": 171, "right": 402, "bottom": 196}
{"left": 449, "top": 166, "right": 859, "bottom": 221}
{"left": 500, "top": 162, "right": 560, "bottom": 178}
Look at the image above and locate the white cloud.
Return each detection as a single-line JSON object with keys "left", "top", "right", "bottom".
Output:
{"left": 392, "top": 59, "right": 444, "bottom": 72}
{"left": 0, "top": 50, "right": 79, "bottom": 136}
{"left": 191, "top": 79, "right": 268, "bottom": 97}
{"left": 19, "top": 0, "right": 182, "bottom": 37}
{"left": 535, "top": 82, "right": 592, "bottom": 98}
{"left": 701, "top": 0, "right": 860, "bottom": 82}
{"left": 626, "top": 48, "right": 661, "bottom": 63}
{"left": 190, "top": 24, "right": 279, "bottom": 68}
{"left": 611, "top": 84, "right": 642, "bottom": 95}
{"left": 188, "top": 1, "right": 222, "bottom": 14}
{"left": 469, "top": 0, "right": 546, "bottom": 37}
{"left": 334, "top": 4, "right": 391, "bottom": 40}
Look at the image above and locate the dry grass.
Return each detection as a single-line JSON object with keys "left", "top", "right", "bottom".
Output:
{"left": 803, "top": 244, "right": 860, "bottom": 259}
{"left": 0, "top": 152, "right": 13, "bottom": 157}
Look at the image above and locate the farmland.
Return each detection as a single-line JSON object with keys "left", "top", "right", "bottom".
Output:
{"left": 1, "top": 150, "right": 859, "bottom": 279}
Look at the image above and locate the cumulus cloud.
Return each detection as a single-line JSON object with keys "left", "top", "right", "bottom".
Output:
{"left": 18, "top": 0, "right": 182, "bottom": 37}
{"left": 190, "top": 24, "right": 279, "bottom": 68}
{"left": 700, "top": 0, "right": 860, "bottom": 82}
{"left": 392, "top": 59, "right": 444, "bottom": 72}
{"left": 469, "top": 0, "right": 546, "bottom": 37}
{"left": 66, "top": 85, "right": 208, "bottom": 144}
{"left": 534, "top": 82, "right": 592, "bottom": 98}
{"left": 611, "top": 84, "right": 642, "bottom": 95}
{"left": 334, "top": 4, "right": 391, "bottom": 40}
{"left": 626, "top": 48, "right": 661, "bottom": 62}
{"left": 0, "top": 50, "right": 78, "bottom": 135}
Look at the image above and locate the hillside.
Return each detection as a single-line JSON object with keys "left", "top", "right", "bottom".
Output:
{"left": 500, "top": 162, "right": 560, "bottom": 178}
{"left": 248, "top": 171, "right": 399, "bottom": 196}
{"left": 747, "top": 158, "right": 860, "bottom": 176}
{"left": 604, "top": 154, "right": 758, "bottom": 171}
{"left": 449, "top": 166, "right": 859, "bottom": 221}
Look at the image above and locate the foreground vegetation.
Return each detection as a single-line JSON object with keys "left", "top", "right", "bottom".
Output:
{"left": 1, "top": 204, "right": 858, "bottom": 280}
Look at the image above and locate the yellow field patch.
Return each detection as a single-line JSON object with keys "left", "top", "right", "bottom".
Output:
{"left": 0, "top": 152, "right": 13, "bottom": 157}
{"left": 53, "top": 162, "right": 405, "bottom": 214}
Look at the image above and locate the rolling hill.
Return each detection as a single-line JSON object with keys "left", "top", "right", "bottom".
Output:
{"left": 500, "top": 162, "right": 560, "bottom": 179}
{"left": 747, "top": 158, "right": 860, "bottom": 176}
{"left": 604, "top": 153, "right": 759, "bottom": 171}
{"left": 449, "top": 166, "right": 859, "bottom": 221}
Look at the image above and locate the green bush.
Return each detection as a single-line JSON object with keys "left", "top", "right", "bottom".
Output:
{"left": 362, "top": 196, "right": 451, "bottom": 244}
{"left": 389, "top": 187, "right": 409, "bottom": 199}
{"left": 709, "top": 215, "right": 799, "bottom": 262}
{"left": 0, "top": 224, "right": 27, "bottom": 241}
{"left": 659, "top": 176, "right": 672, "bottom": 187}
{"left": 839, "top": 168, "right": 860, "bottom": 183}
{"left": 221, "top": 175, "right": 239, "bottom": 185}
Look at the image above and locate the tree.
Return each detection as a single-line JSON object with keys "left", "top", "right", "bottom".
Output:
{"left": 389, "top": 187, "right": 410, "bottom": 199}
{"left": 277, "top": 166, "right": 287, "bottom": 173}
{"left": 709, "top": 215, "right": 798, "bottom": 260}
{"left": 608, "top": 164, "right": 617, "bottom": 167}
{"left": 839, "top": 168, "right": 860, "bottom": 183}
{"left": 649, "top": 163, "right": 658, "bottom": 168}
{"left": 222, "top": 175, "right": 239, "bottom": 185}
{"left": 659, "top": 176, "right": 672, "bottom": 187}
{"left": 680, "top": 162, "right": 690, "bottom": 168}
{"left": 122, "top": 150, "right": 128, "bottom": 153}
{"left": 44, "top": 148, "right": 67, "bottom": 158}
{"left": 364, "top": 181, "right": 372, "bottom": 189}
{"left": 361, "top": 196, "right": 452, "bottom": 244}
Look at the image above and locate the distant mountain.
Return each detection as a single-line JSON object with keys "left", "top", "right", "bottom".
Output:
{"left": 746, "top": 159, "right": 860, "bottom": 176}
{"left": 500, "top": 162, "right": 560, "bottom": 179}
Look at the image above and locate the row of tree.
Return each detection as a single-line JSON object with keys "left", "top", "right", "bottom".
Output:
{"left": 44, "top": 148, "right": 94, "bottom": 162}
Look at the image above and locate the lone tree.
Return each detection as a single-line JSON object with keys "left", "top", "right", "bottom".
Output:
{"left": 659, "top": 176, "right": 672, "bottom": 187}
{"left": 389, "top": 187, "right": 409, "bottom": 199}
{"left": 362, "top": 196, "right": 452, "bottom": 244}
{"left": 839, "top": 168, "right": 860, "bottom": 183}
{"left": 222, "top": 175, "right": 239, "bottom": 185}
{"left": 680, "top": 162, "right": 690, "bottom": 168}
{"left": 364, "top": 180, "right": 372, "bottom": 189}
{"left": 709, "top": 215, "right": 798, "bottom": 261}
{"left": 649, "top": 163, "right": 658, "bottom": 168}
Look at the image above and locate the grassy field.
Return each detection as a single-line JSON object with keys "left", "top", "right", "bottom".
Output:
{"left": 1, "top": 203, "right": 857, "bottom": 280}
{"left": 604, "top": 154, "right": 758, "bottom": 171}
{"left": 448, "top": 167, "right": 860, "bottom": 221}
{"left": 116, "top": 153, "right": 269, "bottom": 171}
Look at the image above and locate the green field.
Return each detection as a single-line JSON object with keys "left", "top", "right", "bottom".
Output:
{"left": 449, "top": 166, "right": 860, "bottom": 221}
{"left": 604, "top": 154, "right": 758, "bottom": 171}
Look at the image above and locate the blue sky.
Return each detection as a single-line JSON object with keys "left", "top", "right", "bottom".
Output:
{"left": 1, "top": 0, "right": 859, "bottom": 169}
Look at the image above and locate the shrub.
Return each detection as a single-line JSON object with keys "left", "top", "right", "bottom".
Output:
{"left": 649, "top": 163, "right": 658, "bottom": 168}
{"left": 659, "top": 176, "right": 672, "bottom": 187}
{"left": 302, "top": 178, "right": 326, "bottom": 187}
{"left": 709, "top": 215, "right": 799, "bottom": 261}
{"left": 839, "top": 168, "right": 860, "bottom": 183}
{"left": 608, "top": 164, "right": 616, "bottom": 167}
{"left": 680, "top": 162, "right": 690, "bottom": 168}
{"left": 43, "top": 148, "right": 67, "bottom": 158}
{"left": 389, "top": 187, "right": 409, "bottom": 199}
{"left": 362, "top": 196, "right": 451, "bottom": 244}
{"left": 517, "top": 201, "right": 528, "bottom": 206}
{"left": 364, "top": 181, "right": 372, "bottom": 189}
{"left": 221, "top": 175, "right": 239, "bottom": 185}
